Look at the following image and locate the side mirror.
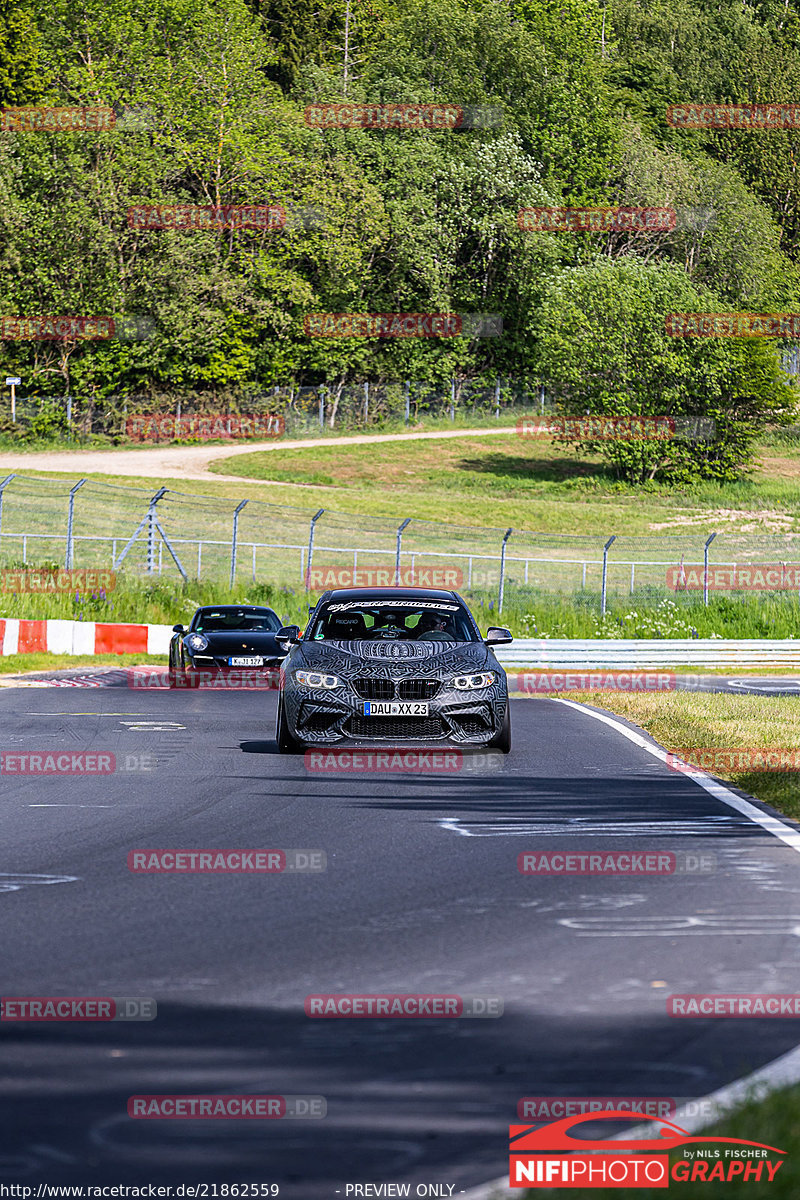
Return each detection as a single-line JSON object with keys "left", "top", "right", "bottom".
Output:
{"left": 485, "top": 626, "right": 513, "bottom": 646}
{"left": 276, "top": 624, "right": 301, "bottom": 647}
{"left": 172, "top": 624, "right": 185, "bottom": 634}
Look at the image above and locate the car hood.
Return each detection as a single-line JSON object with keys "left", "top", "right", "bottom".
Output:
{"left": 187, "top": 631, "right": 286, "bottom": 656}
{"left": 293, "top": 639, "right": 492, "bottom": 674}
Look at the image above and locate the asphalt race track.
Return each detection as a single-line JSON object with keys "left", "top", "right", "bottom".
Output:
{"left": 2, "top": 682, "right": 800, "bottom": 1193}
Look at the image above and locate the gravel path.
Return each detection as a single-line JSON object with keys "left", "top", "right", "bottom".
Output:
{"left": 0, "top": 425, "right": 516, "bottom": 481}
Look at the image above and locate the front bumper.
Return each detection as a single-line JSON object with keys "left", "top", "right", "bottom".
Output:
{"left": 283, "top": 682, "right": 507, "bottom": 744}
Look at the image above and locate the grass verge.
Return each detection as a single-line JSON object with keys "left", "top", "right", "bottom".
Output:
{"left": 552, "top": 690, "right": 800, "bottom": 819}
{"left": 0, "top": 652, "right": 166, "bottom": 676}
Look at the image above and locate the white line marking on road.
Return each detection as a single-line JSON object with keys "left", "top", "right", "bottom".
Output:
{"left": 0, "top": 872, "right": 79, "bottom": 892}
{"left": 559, "top": 914, "right": 800, "bottom": 936}
{"left": 438, "top": 815, "right": 746, "bottom": 837}
{"left": 457, "top": 699, "right": 800, "bottom": 1200}
{"left": 553, "top": 697, "right": 800, "bottom": 854}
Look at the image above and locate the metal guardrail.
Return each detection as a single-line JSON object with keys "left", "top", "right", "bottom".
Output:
{"left": 494, "top": 639, "right": 800, "bottom": 668}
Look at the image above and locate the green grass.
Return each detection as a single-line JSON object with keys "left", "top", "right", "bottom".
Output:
{"left": 200, "top": 430, "right": 800, "bottom": 535}
{"left": 553, "top": 690, "right": 800, "bottom": 818}
{"left": 0, "top": 652, "right": 166, "bottom": 675}
{"left": 5, "top": 572, "right": 800, "bottom": 637}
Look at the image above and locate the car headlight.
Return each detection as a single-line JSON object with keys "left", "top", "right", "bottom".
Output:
{"left": 450, "top": 671, "right": 496, "bottom": 690}
{"left": 184, "top": 633, "right": 209, "bottom": 653}
{"left": 295, "top": 670, "right": 340, "bottom": 689}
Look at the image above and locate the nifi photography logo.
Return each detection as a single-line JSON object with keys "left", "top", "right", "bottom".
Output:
{"left": 508, "top": 1112, "right": 786, "bottom": 1188}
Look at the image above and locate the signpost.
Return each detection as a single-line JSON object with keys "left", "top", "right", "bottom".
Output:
{"left": 4, "top": 378, "right": 20, "bottom": 423}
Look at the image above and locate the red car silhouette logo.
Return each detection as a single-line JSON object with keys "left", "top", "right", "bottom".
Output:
{"left": 510, "top": 1111, "right": 785, "bottom": 1155}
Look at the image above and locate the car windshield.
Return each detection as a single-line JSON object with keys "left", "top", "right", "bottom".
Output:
{"left": 194, "top": 608, "right": 281, "bottom": 633}
{"left": 308, "top": 599, "right": 479, "bottom": 642}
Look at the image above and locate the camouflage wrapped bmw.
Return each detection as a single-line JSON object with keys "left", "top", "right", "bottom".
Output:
{"left": 275, "top": 587, "right": 512, "bottom": 754}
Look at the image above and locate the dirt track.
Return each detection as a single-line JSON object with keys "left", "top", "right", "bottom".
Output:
{"left": 0, "top": 425, "right": 516, "bottom": 481}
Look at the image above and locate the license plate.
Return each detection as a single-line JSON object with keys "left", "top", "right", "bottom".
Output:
{"left": 363, "top": 701, "right": 429, "bottom": 716}
{"left": 228, "top": 656, "right": 264, "bottom": 666}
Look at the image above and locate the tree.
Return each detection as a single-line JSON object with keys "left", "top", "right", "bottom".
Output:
{"left": 531, "top": 256, "right": 797, "bottom": 482}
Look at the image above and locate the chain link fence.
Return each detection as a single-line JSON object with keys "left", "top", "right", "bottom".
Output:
{"left": 0, "top": 378, "right": 544, "bottom": 442}
{"left": 1, "top": 474, "right": 798, "bottom": 613}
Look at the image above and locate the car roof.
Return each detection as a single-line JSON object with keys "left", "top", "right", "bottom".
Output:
{"left": 317, "top": 587, "right": 460, "bottom": 602}
{"left": 197, "top": 604, "right": 275, "bottom": 612}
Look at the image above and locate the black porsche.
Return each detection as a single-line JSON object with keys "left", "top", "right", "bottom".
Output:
{"left": 169, "top": 605, "right": 287, "bottom": 687}
{"left": 275, "top": 587, "right": 513, "bottom": 753}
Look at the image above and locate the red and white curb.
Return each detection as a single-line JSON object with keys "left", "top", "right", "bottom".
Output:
{"left": 0, "top": 618, "right": 172, "bottom": 657}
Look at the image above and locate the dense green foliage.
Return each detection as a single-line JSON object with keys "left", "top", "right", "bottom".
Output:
{"left": 2, "top": 0, "right": 800, "bottom": 478}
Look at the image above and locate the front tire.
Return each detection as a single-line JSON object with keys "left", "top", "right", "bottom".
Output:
{"left": 276, "top": 695, "right": 303, "bottom": 754}
{"left": 488, "top": 703, "right": 511, "bottom": 753}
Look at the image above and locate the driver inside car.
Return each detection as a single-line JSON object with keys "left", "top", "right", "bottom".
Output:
{"left": 415, "top": 611, "right": 457, "bottom": 641}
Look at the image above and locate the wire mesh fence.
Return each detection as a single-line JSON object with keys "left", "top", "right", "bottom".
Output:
{"left": 1, "top": 473, "right": 799, "bottom": 613}
{"left": 0, "top": 378, "right": 545, "bottom": 442}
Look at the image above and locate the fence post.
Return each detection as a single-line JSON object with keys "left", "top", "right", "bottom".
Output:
{"left": 395, "top": 518, "right": 411, "bottom": 585}
{"left": 0, "top": 474, "right": 16, "bottom": 543}
{"left": 252, "top": 543, "right": 256, "bottom": 584}
{"left": 498, "top": 528, "right": 513, "bottom": 614}
{"left": 601, "top": 535, "right": 617, "bottom": 615}
{"left": 364, "top": 381, "right": 369, "bottom": 423}
{"left": 305, "top": 509, "right": 324, "bottom": 589}
{"left": 450, "top": 378, "right": 455, "bottom": 420}
{"left": 703, "top": 532, "right": 718, "bottom": 606}
{"left": 145, "top": 487, "right": 167, "bottom": 573}
{"left": 630, "top": 562, "right": 635, "bottom": 594}
{"left": 494, "top": 377, "right": 500, "bottom": 419}
{"left": 319, "top": 387, "right": 325, "bottom": 428}
{"left": 65, "top": 479, "right": 87, "bottom": 569}
{"left": 230, "top": 499, "right": 248, "bottom": 588}
{"left": 404, "top": 381, "right": 410, "bottom": 425}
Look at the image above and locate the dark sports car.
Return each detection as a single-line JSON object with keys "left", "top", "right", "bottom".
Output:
{"left": 275, "top": 587, "right": 513, "bottom": 753}
{"left": 169, "top": 605, "right": 286, "bottom": 687}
